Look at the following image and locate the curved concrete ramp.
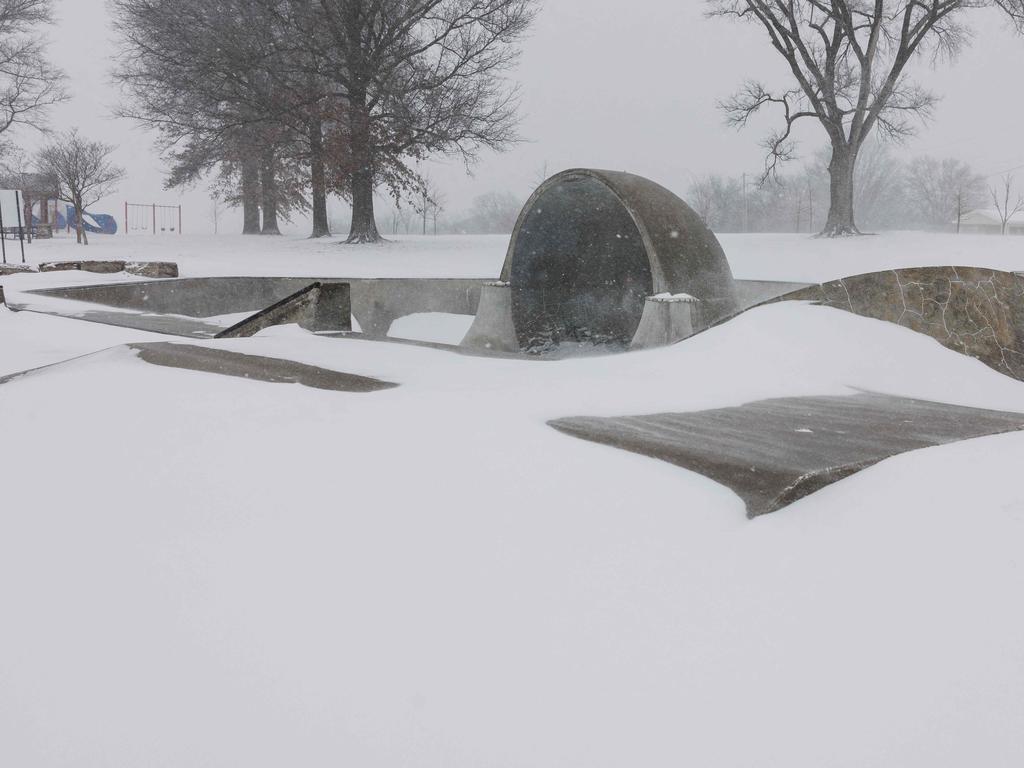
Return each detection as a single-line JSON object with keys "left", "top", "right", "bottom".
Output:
{"left": 0, "top": 343, "right": 399, "bottom": 392}
{"left": 129, "top": 343, "right": 397, "bottom": 392}
{"left": 497, "top": 169, "right": 738, "bottom": 354}
{"left": 780, "top": 267, "right": 1024, "bottom": 381}
{"left": 551, "top": 392, "right": 1024, "bottom": 517}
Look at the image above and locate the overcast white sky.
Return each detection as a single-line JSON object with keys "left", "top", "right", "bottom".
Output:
{"left": 20, "top": 0, "right": 1024, "bottom": 234}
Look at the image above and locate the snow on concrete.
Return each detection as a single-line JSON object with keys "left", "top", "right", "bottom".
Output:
{"left": 721, "top": 230, "right": 1024, "bottom": 283}
{"left": 4, "top": 229, "right": 1024, "bottom": 292}
{"left": 2, "top": 232, "right": 1024, "bottom": 766}
{"left": 0, "top": 305, "right": 165, "bottom": 377}
{"left": 387, "top": 312, "right": 475, "bottom": 344}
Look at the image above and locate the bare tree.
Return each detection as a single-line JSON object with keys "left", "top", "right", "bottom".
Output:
{"left": 430, "top": 188, "right": 447, "bottom": 235}
{"left": 710, "top": 0, "right": 976, "bottom": 237}
{"left": 687, "top": 175, "right": 718, "bottom": 226}
{"left": 850, "top": 140, "right": 905, "bottom": 230}
{"left": 304, "top": 0, "right": 536, "bottom": 244}
{"left": 36, "top": 130, "right": 125, "bottom": 245}
{"left": 113, "top": 0, "right": 316, "bottom": 236}
{"left": 990, "top": 175, "right": 1024, "bottom": 235}
{"left": 532, "top": 161, "right": 550, "bottom": 188}
{"left": 994, "top": 0, "right": 1024, "bottom": 27}
{"left": 0, "top": 0, "right": 66, "bottom": 136}
{"left": 414, "top": 175, "right": 445, "bottom": 236}
{"left": 114, "top": 0, "right": 533, "bottom": 244}
{"left": 905, "top": 155, "right": 986, "bottom": 230}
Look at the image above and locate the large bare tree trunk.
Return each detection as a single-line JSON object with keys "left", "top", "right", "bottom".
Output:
{"left": 242, "top": 156, "right": 261, "bottom": 234}
{"left": 348, "top": 165, "right": 379, "bottom": 243}
{"left": 346, "top": 95, "right": 381, "bottom": 244}
{"left": 821, "top": 144, "right": 859, "bottom": 237}
{"left": 309, "top": 115, "right": 330, "bottom": 238}
{"left": 74, "top": 197, "right": 88, "bottom": 245}
{"left": 260, "top": 149, "right": 281, "bottom": 235}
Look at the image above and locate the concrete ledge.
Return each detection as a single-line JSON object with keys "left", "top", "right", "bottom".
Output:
{"left": 38, "top": 260, "right": 179, "bottom": 278}
{"left": 0, "top": 264, "right": 35, "bottom": 276}
{"left": 40, "top": 260, "right": 126, "bottom": 274}
{"left": 125, "top": 261, "right": 178, "bottom": 278}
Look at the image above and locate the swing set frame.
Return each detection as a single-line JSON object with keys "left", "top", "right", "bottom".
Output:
{"left": 124, "top": 202, "right": 182, "bottom": 235}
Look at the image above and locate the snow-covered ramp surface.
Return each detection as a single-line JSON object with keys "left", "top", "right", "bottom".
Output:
{"left": 2, "top": 298, "right": 1024, "bottom": 766}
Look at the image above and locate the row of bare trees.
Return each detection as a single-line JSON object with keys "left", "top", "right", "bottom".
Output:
{"left": 990, "top": 174, "right": 1024, "bottom": 234}
{"left": 112, "top": 0, "right": 537, "bottom": 243}
{"left": 711, "top": 0, "right": 1024, "bottom": 237}
{"left": 688, "top": 145, "right": 994, "bottom": 234}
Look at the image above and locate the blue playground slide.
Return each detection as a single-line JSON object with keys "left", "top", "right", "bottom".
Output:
{"left": 59, "top": 206, "right": 119, "bottom": 235}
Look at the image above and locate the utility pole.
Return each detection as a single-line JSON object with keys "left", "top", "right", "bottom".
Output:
{"left": 956, "top": 190, "right": 962, "bottom": 234}
{"left": 807, "top": 178, "right": 814, "bottom": 233}
{"left": 422, "top": 188, "right": 428, "bottom": 236}
{"left": 742, "top": 173, "right": 749, "bottom": 233}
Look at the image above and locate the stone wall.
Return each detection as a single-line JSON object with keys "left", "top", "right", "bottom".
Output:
{"left": 782, "top": 267, "right": 1024, "bottom": 380}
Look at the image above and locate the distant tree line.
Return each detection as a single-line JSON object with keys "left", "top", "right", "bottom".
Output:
{"left": 112, "top": 0, "right": 536, "bottom": 243}
{"left": 688, "top": 144, "right": 989, "bottom": 234}
{"left": 376, "top": 189, "right": 521, "bottom": 236}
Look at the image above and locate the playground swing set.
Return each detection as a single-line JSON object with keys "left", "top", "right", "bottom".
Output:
{"left": 125, "top": 202, "right": 182, "bottom": 235}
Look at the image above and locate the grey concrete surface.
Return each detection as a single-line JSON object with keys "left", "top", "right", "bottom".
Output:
{"left": 0, "top": 342, "right": 395, "bottom": 392}
{"left": 733, "top": 279, "right": 813, "bottom": 310}
{"left": 460, "top": 281, "right": 519, "bottom": 353}
{"left": 129, "top": 343, "right": 398, "bottom": 392}
{"left": 4, "top": 305, "right": 227, "bottom": 337}
{"left": 550, "top": 392, "right": 1024, "bottom": 516}
{"left": 499, "top": 169, "right": 738, "bottom": 353}
{"left": 24, "top": 277, "right": 482, "bottom": 341}
{"left": 216, "top": 282, "right": 352, "bottom": 338}
{"left": 631, "top": 294, "right": 700, "bottom": 350}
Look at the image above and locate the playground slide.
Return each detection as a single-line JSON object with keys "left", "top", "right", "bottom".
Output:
{"left": 62, "top": 206, "right": 118, "bottom": 235}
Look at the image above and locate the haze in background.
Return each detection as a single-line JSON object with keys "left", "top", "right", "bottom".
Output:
{"left": 20, "top": 0, "right": 1024, "bottom": 235}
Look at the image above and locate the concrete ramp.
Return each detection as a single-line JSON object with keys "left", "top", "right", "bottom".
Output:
{"left": 0, "top": 343, "right": 398, "bottom": 393}
{"left": 129, "top": 343, "right": 395, "bottom": 392}
{"left": 551, "top": 392, "right": 1024, "bottom": 517}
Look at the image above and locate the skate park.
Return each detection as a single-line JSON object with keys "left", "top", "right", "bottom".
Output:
{"left": 5, "top": 169, "right": 1024, "bottom": 517}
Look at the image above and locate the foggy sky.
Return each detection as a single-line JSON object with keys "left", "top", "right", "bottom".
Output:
{"left": 23, "top": 0, "right": 1024, "bottom": 234}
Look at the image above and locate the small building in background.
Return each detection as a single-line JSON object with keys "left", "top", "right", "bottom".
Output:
{"left": 957, "top": 209, "right": 1024, "bottom": 235}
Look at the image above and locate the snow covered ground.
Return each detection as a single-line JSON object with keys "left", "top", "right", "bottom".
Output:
{"left": 2, "top": 231, "right": 1024, "bottom": 766}
{"left": 4, "top": 228, "right": 1024, "bottom": 285}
